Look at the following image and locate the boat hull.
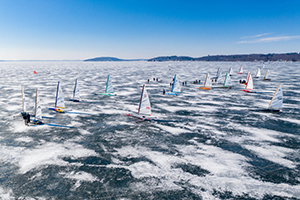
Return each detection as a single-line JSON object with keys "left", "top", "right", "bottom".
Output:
{"left": 98, "top": 93, "right": 116, "bottom": 96}
{"left": 241, "top": 89, "right": 252, "bottom": 93}
{"left": 165, "top": 92, "right": 180, "bottom": 96}
{"left": 198, "top": 87, "right": 211, "bottom": 90}
{"left": 125, "top": 113, "right": 156, "bottom": 121}
{"left": 259, "top": 109, "right": 280, "bottom": 113}
{"left": 69, "top": 98, "right": 80, "bottom": 102}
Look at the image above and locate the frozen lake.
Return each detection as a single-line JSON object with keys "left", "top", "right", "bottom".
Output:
{"left": 0, "top": 61, "right": 299, "bottom": 199}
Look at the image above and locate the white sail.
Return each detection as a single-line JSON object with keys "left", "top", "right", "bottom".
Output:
{"left": 21, "top": 85, "right": 26, "bottom": 112}
{"left": 268, "top": 83, "right": 283, "bottom": 110}
{"left": 216, "top": 67, "right": 220, "bottom": 77}
{"left": 255, "top": 68, "right": 261, "bottom": 77}
{"left": 55, "top": 81, "right": 65, "bottom": 109}
{"left": 223, "top": 72, "right": 232, "bottom": 87}
{"left": 238, "top": 66, "right": 243, "bottom": 73}
{"left": 204, "top": 72, "right": 212, "bottom": 87}
{"left": 229, "top": 67, "right": 233, "bottom": 75}
{"left": 35, "top": 89, "right": 42, "bottom": 121}
{"left": 171, "top": 74, "right": 181, "bottom": 93}
{"left": 73, "top": 79, "right": 80, "bottom": 100}
{"left": 105, "top": 75, "right": 114, "bottom": 93}
{"left": 264, "top": 69, "right": 270, "bottom": 80}
{"left": 217, "top": 68, "right": 222, "bottom": 81}
{"left": 138, "top": 84, "right": 151, "bottom": 116}
{"left": 245, "top": 72, "right": 253, "bottom": 90}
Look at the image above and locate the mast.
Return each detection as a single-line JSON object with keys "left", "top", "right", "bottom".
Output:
{"left": 55, "top": 81, "right": 60, "bottom": 107}
{"left": 35, "top": 89, "right": 38, "bottom": 120}
{"left": 264, "top": 69, "right": 269, "bottom": 79}
{"left": 105, "top": 75, "right": 109, "bottom": 93}
{"left": 267, "top": 83, "right": 280, "bottom": 109}
{"left": 73, "top": 79, "right": 77, "bottom": 98}
{"left": 171, "top": 75, "right": 176, "bottom": 92}
{"left": 137, "top": 84, "right": 145, "bottom": 115}
{"left": 204, "top": 72, "right": 208, "bottom": 87}
{"left": 223, "top": 72, "right": 227, "bottom": 86}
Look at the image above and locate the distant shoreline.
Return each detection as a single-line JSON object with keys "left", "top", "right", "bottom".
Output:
{"left": 84, "top": 52, "right": 300, "bottom": 62}
{"left": 148, "top": 52, "right": 300, "bottom": 62}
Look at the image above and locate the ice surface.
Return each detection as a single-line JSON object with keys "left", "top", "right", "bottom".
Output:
{"left": 0, "top": 61, "right": 299, "bottom": 199}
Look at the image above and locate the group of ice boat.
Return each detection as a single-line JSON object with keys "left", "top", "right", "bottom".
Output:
{"left": 16, "top": 66, "right": 283, "bottom": 126}
{"left": 18, "top": 75, "right": 116, "bottom": 127}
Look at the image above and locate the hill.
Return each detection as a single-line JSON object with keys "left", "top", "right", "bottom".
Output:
{"left": 148, "top": 53, "right": 300, "bottom": 62}
{"left": 84, "top": 57, "right": 145, "bottom": 62}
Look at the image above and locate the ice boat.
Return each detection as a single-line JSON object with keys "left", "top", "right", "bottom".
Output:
{"left": 98, "top": 75, "right": 116, "bottom": 96}
{"left": 28, "top": 89, "right": 73, "bottom": 127}
{"left": 213, "top": 72, "right": 232, "bottom": 89}
{"left": 253, "top": 68, "right": 261, "bottom": 78}
{"left": 236, "top": 66, "right": 243, "bottom": 74}
{"left": 259, "top": 83, "right": 283, "bottom": 113}
{"left": 262, "top": 68, "right": 271, "bottom": 81}
{"left": 198, "top": 72, "right": 212, "bottom": 90}
{"left": 69, "top": 79, "right": 80, "bottom": 102}
{"left": 165, "top": 74, "right": 181, "bottom": 95}
{"left": 15, "top": 85, "right": 28, "bottom": 118}
{"left": 212, "top": 67, "right": 222, "bottom": 83}
{"left": 241, "top": 72, "right": 254, "bottom": 93}
{"left": 126, "top": 84, "right": 156, "bottom": 121}
{"left": 229, "top": 67, "right": 233, "bottom": 76}
{"left": 48, "top": 81, "right": 71, "bottom": 113}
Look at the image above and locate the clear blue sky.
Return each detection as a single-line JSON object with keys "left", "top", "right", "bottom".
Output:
{"left": 0, "top": 0, "right": 300, "bottom": 60}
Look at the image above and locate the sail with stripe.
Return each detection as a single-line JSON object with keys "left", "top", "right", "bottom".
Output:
{"left": 171, "top": 74, "right": 181, "bottom": 93}
{"left": 21, "top": 85, "right": 26, "bottom": 112}
{"left": 55, "top": 81, "right": 65, "bottom": 109}
{"left": 245, "top": 72, "right": 253, "bottom": 91}
{"left": 35, "top": 89, "right": 42, "bottom": 121}
{"left": 268, "top": 83, "right": 283, "bottom": 110}
{"left": 138, "top": 84, "right": 151, "bottom": 116}
{"left": 223, "top": 72, "right": 232, "bottom": 87}
{"left": 204, "top": 72, "right": 212, "bottom": 88}
{"left": 237, "top": 66, "right": 243, "bottom": 74}
{"left": 264, "top": 68, "right": 270, "bottom": 80}
{"left": 105, "top": 75, "right": 114, "bottom": 93}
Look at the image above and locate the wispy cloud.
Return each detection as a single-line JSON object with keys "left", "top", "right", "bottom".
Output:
{"left": 241, "top": 33, "right": 271, "bottom": 39}
{"left": 238, "top": 35, "right": 300, "bottom": 44}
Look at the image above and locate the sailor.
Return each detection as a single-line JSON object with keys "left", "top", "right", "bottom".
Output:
{"left": 21, "top": 111, "right": 28, "bottom": 125}
{"left": 27, "top": 113, "right": 30, "bottom": 124}
{"left": 185, "top": 81, "right": 187, "bottom": 85}
{"left": 182, "top": 82, "right": 184, "bottom": 86}
{"left": 148, "top": 79, "right": 149, "bottom": 83}
{"left": 198, "top": 80, "right": 201, "bottom": 84}
{"left": 153, "top": 78, "right": 155, "bottom": 81}
{"left": 163, "top": 89, "right": 165, "bottom": 95}
{"left": 156, "top": 78, "right": 158, "bottom": 81}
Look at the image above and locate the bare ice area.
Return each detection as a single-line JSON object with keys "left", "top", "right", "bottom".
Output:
{"left": 0, "top": 61, "right": 299, "bottom": 199}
